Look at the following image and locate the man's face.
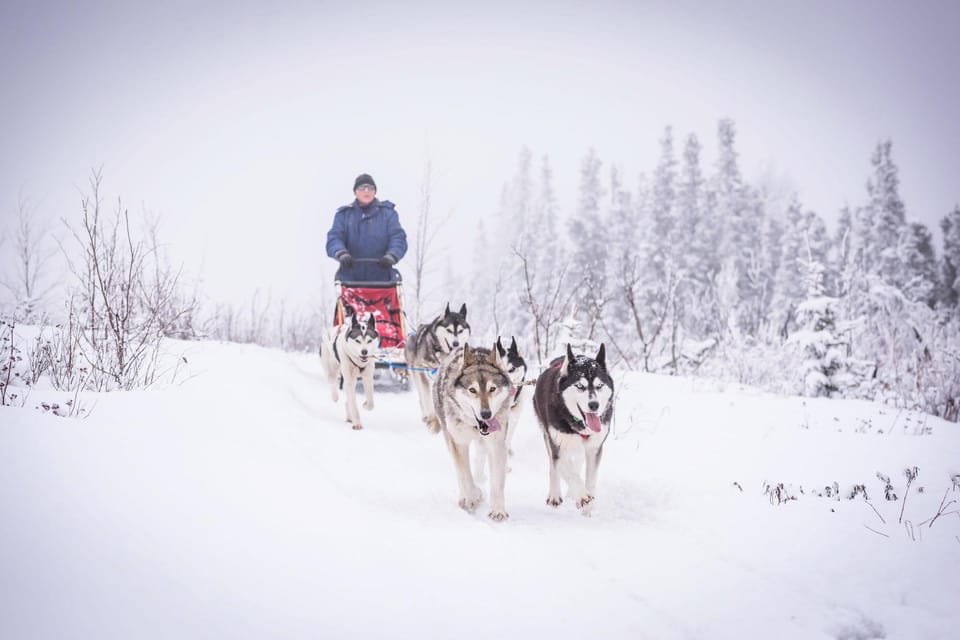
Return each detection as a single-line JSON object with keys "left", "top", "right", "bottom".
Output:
{"left": 355, "top": 184, "right": 376, "bottom": 205}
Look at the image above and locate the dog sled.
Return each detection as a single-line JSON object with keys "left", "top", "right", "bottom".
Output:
{"left": 334, "top": 260, "right": 410, "bottom": 391}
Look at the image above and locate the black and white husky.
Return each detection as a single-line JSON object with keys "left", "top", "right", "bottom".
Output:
{"left": 404, "top": 303, "right": 471, "bottom": 433}
{"left": 533, "top": 344, "right": 614, "bottom": 515}
{"left": 432, "top": 343, "right": 513, "bottom": 520}
{"left": 320, "top": 313, "right": 381, "bottom": 430}
{"left": 474, "top": 337, "right": 527, "bottom": 481}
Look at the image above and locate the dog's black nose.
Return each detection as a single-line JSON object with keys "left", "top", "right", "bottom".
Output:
{"left": 588, "top": 400, "right": 600, "bottom": 411}
{"left": 361, "top": 349, "right": 368, "bottom": 356}
{"left": 480, "top": 409, "right": 492, "bottom": 420}
{"left": 452, "top": 341, "right": 460, "bottom": 347}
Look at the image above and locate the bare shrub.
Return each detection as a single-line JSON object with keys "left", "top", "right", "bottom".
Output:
{"left": 58, "top": 170, "right": 190, "bottom": 390}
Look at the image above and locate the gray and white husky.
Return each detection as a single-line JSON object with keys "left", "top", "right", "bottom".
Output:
{"left": 319, "top": 313, "right": 381, "bottom": 430}
{"left": 405, "top": 303, "right": 471, "bottom": 434}
{"left": 432, "top": 343, "right": 513, "bottom": 521}
{"left": 474, "top": 337, "right": 528, "bottom": 481}
{"left": 533, "top": 344, "right": 614, "bottom": 515}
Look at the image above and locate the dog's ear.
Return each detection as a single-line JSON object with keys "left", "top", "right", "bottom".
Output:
{"left": 351, "top": 313, "right": 361, "bottom": 328}
{"left": 487, "top": 342, "right": 501, "bottom": 366}
{"left": 459, "top": 303, "right": 467, "bottom": 318}
{"left": 462, "top": 343, "right": 474, "bottom": 366}
{"left": 509, "top": 337, "right": 518, "bottom": 355}
{"left": 495, "top": 338, "right": 505, "bottom": 358}
{"left": 560, "top": 343, "right": 574, "bottom": 377}
{"left": 596, "top": 343, "right": 606, "bottom": 369}
{"left": 445, "top": 303, "right": 451, "bottom": 316}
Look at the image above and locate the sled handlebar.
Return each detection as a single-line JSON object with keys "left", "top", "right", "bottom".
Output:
{"left": 336, "top": 258, "right": 403, "bottom": 286}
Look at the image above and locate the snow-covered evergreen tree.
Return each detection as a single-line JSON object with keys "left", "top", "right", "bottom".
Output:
{"left": 831, "top": 204, "right": 853, "bottom": 296}
{"left": 650, "top": 126, "right": 678, "bottom": 279}
{"left": 513, "top": 155, "right": 573, "bottom": 366}
{"left": 791, "top": 237, "right": 852, "bottom": 397}
{"left": 898, "top": 221, "right": 939, "bottom": 307}
{"left": 676, "top": 134, "right": 711, "bottom": 284}
{"left": 673, "top": 132, "right": 718, "bottom": 341}
{"left": 771, "top": 197, "right": 806, "bottom": 335}
{"left": 468, "top": 217, "right": 495, "bottom": 339}
{"left": 567, "top": 148, "right": 608, "bottom": 340}
{"left": 711, "top": 119, "right": 765, "bottom": 335}
{"left": 866, "top": 140, "right": 907, "bottom": 287}
{"left": 938, "top": 205, "right": 960, "bottom": 310}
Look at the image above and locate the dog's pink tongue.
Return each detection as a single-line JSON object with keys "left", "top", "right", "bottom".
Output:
{"left": 483, "top": 417, "right": 501, "bottom": 433}
{"left": 585, "top": 413, "right": 602, "bottom": 433}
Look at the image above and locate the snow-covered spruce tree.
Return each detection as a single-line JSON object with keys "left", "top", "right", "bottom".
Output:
{"left": 898, "top": 221, "right": 939, "bottom": 308}
{"left": 710, "top": 119, "right": 765, "bottom": 336}
{"left": 468, "top": 216, "right": 495, "bottom": 341}
{"left": 513, "top": 155, "right": 575, "bottom": 366}
{"left": 866, "top": 140, "right": 908, "bottom": 288}
{"left": 650, "top": 126, "right": 678, "bottom": 282}
{"left": 674, "top": 133, "right": 718, "bottom": 343}
{"left": 608, "top": 132, "right": 685, "bottom": 372}
{"left": 771, "top": 197, "right": 807, "bottom": 336}
{"left": 567, "top": 148, "right": 608, "bottom": 341}
{"left": 938, "top": 205, "right": 960, "bottom": 311}
{"left": 606, "top": 167, "right": 647, "bottom": 369}
{"left": 832, "top": 204, "right": 853, "bottom": 296}
{"left": 790, "top": 237, "right": 852, "bottom": 397}
{"left": 494, "top": 147, "right": 535, "bottom": 341}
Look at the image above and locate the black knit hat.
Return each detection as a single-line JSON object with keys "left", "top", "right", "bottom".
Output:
{"left": 353, "top": 173, "right": 376, "bottom": 191}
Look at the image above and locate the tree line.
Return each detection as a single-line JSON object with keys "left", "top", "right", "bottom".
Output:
{"left": 463, "top": 120, "right": 959, "bottom": 421}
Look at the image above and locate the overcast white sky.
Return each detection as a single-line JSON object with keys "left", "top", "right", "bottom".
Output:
{"left": 2, "top": 0, "right": 958, "bottom": 310}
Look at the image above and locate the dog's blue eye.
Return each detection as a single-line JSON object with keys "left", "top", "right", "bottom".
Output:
{"left": 595, "top": 382, "right": 604, "bottom": 389}
{"left": 489, "top": 386, "right": 497, "bottom": 393}
{"left": 469, "top": 388, "right": 478, "bottom": 394}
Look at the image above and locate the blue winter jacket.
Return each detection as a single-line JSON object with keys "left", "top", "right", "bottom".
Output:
{"left": 325, "top": 198, "right": 408, "bottom": 283}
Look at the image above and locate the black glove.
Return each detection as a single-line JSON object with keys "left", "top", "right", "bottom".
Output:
{"left": 336, "top": 251, "right": 354, "bottom": 269}
{"left": 378, "top": 254, "right": 397, "bottom": 269}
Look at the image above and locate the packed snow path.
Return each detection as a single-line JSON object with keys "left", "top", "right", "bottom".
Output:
{"left": 2, "top": 340, "right": 958, "bottom": 639}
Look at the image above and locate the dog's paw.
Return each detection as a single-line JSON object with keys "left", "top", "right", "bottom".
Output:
{"left": 458, "top": 496, "right": 481, "bottom": 513}
{"left": 350, "top": 422, "right": 363, "bottom": 431}
{"left": 546, "top": 495, "right": 563, "bottom": 507}
{"left": 488, "top": 509, "right": 509, "bottom": 521}
{"left": 425, "top": 416, "right": 441, "bottom": 434}
{"left": 576, "top": 494, "right": 595, "bottom": 512}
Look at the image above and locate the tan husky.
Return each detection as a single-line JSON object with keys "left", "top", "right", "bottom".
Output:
{"left": 432, "top": 343, "right": 512, "bottom": 520}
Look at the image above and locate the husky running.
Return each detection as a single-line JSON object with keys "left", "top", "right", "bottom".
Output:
{"left": 432, "top": 343, "right": 513, "bottom": 521}
{"left": 319, "top": 312, "right": 381, "bottom": 430}
{"left": 533, "top": 344, "right": 614, "bottom": 515}
{"left": 474, "top": 337, "right": 528, "bottom": 481}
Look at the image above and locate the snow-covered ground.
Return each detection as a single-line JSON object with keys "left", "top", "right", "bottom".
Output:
{"left": 2, "top": 337, "right": 958, "bottom": 639}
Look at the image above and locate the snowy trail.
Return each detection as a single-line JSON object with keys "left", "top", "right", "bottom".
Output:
{"left": 2, "top": 340, "right": 959, "bottom": 639}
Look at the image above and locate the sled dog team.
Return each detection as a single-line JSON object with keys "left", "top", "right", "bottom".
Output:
{"left": 320, "top": 303, "right": 615, "bottom": 521}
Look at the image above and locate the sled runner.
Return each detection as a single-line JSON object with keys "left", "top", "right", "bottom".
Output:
{"left": 334, "top": 260, "right": 409, "bottom": 390}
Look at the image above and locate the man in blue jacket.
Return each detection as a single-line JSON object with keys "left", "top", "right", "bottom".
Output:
{"left": 326, "top": 174, "right": 408, "bottom": 282}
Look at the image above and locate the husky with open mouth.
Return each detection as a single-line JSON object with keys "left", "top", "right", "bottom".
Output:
{"left": 319, "top": 312, "right": 381, "bottom": 430}
{"left": 533, "top": 344, "right": 614, "bottom": 515}
{"left": 474, "top": 337, "right": 528, "bottom": 481}
{"left": 432, "top": 343, "right": 512, "bottom": 520}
